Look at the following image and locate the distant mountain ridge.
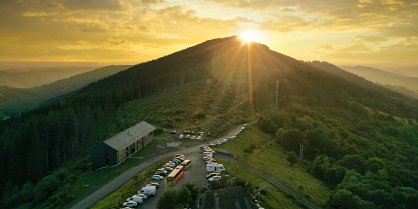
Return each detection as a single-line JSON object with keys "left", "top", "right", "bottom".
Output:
{"left": 0, "top": 64, "right": 102, "bottom": 88}
{"left": 341, "top": 65, "right": 418, "bottom": 92}
{"left": 0, "top": 65, "right": 129, "bottom": 119}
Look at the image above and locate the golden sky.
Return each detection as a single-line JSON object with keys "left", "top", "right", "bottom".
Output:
{"left": 0, "top": 0, "right": 417, "bottom": 67}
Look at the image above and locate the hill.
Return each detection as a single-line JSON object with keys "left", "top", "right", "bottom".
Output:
{"left": 0, "top": 65, "right": 129, "bottom": 119}
{"left": 341, "top": 65, "right": 418, "bottom": 95}
{"left": 0, "top": 63, "right": 101, "bottom": 88}
{"left": 0, "top": 36, "right": 417, "bottom": 209}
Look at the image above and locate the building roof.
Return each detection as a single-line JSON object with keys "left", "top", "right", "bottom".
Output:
{"left": 104, "top": 121, "right": 156, "bottom": 151}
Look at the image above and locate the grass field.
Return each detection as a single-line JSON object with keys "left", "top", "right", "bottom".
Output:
{"left": 116, "top": 81, "right": 254, "bottom": 137}
{"left": 219, "top": 160, "right": 304, "bottom": 209}
{"left": 217, "top": 126, "right": 331, "bottom": 206}
{"left": 91, "top": 161, "right": 165, "bottom": 209}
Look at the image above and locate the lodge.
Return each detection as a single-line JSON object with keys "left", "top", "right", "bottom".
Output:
{"left": 91, "top": 121, "right": 156, "bottom": 169}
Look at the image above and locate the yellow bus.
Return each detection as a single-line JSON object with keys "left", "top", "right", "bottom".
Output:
{"left": 167, "top": 165, "right": 184, "bottom": 186}
{"left": 181, "top": 160, "right": 191, "bottom": 169}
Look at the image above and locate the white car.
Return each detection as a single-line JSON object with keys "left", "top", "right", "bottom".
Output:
{"left": 122, "top": 200, "right": 138, "bottom": 208}
{"left": 166, "top": 162, "right": 176, "bottom": 167}
{"left": 206, "top": 159, "right": 216, "bottom": 164}
{"left": 162, "top": 167, "right": 173, "bottom": 172}
{"left": 136, "top": 193, "right": 148, "bottom": 200}
{"left": 179, "top": 134, "right": 184, "bottom": 139}
{"left": 208, "top": 175, "right": 222, "bottom": 182}
{"left": 203, "top": 156, "right": 213, "bottom": 161}
{"left": 175, "top": 154, "right": 185, "bottom": 158}
{"left": 196, "top": 136, "right": 202, "bottom": 140}
{"left": 185, "top": 134, "right": 191, "bottom": 139}
{"left": 148, "top": 182, "right": 160, "bottom": 189}
{"left": 164, "top": 163, "right": 175, "bottom": 168}
{"left": 222, "top": 138, "right": 228, "bottom": 143}
{"left": 216, "top": 140, "right": 222, "bottom": 145}
{"left": 191, "top": 135, "right": 196, "bottom": 140}
{"left": 126, "top": 195, "right": 144, "bottom": 203}
{"left": 206, "top": 172, "right": 221, "bottom": 179}
{"left": 152, "top": 175, "right": 164, "bottom": 180}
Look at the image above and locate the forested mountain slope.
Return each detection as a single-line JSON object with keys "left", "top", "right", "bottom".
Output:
{"left": 1, "top": 36, "right": 417, "bottom": 208}
{"left": 0, "top": 65, "right": 129, "bottom": 119}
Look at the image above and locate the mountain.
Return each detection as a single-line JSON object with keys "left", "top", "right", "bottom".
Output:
{"left": 0, "top": 63, "right": 101, "bottom": 88}
{"left": 341, "top": 65, "right": 418, "bottom": 92}
{"left": 388, "top": 66, "right": 418, "bottom": 77}
{"left": 1, "top": 37, "right": 417, "bottom": 209}
{"left": 0, "top": 86, "right": 40, "bottom": 119}
{"left": 0, "top": 65, "right": 129, "bottom": 119}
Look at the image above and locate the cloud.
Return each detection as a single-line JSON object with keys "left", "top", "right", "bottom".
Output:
{"left": 59, "top": 0, "right": 133, "bottom": 11}
{"left": 355, "top": 34, "right": 388, "bottom": 42}
{"left": 0, "top": 0, "right": 417, "bottom": 66}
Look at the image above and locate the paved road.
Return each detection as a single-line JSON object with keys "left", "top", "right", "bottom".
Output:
{"left": 71, "top": 122, "right": 254, "bottom": 209}
{"left": 221, "top": 157, "right": 323, "bottom": 209}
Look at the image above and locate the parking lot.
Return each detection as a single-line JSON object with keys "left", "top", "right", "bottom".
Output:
{"left": 125, "top": 125, "right": 250, "bottom": 208}
{"left": 137, "top": 151, "right": 209, "bottom": 208}
{"left": 124, "top": 124, "right": 249, "bottom": 208}
{"left": 72, "top": 122, "right": 254, "bottom": 209}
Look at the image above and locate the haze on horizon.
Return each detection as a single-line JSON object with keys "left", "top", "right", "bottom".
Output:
{"left": 0, "top": 0, "right": 417, "bottom": 69}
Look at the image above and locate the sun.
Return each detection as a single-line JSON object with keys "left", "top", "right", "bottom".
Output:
{"left": 239, "top": 30, "right": 264, "bottom": 43}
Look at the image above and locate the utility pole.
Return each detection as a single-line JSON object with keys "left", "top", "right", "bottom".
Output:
{"left": 275, "top": 79, "right": 279, "bottom": 112}
{"left": 299, "top": 145, "right": 304, "bottom": 163}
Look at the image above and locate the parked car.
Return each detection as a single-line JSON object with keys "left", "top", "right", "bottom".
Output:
{"left": 164, "top": 163, "right": 175, "bottom": 168}
{"left": 222, "top": 138, "right": 228, "bottom": 143}
{"left": 175, "top": 154, "right": 185, "bottom": 158}
{"left": 173, "top": 159, "right": 182, "bottom": 164}
{"left": 206, "top": 172, "right": 221, "bottom": 179}
{"left": 152, "top": 175, "right": 164, "bottom": 180}
{"left": 126, "top": 195, "right": 144, "bottom": 203}
{"left": 174, "top": 157, "right": 185, "bottom": 162}
{"left": 157, "top": 168, "right": 167, "bottom": 173}
{"left": 169, "top": 130, "right": 177, "bottom": 134}
{"left": 166, "top": 162, "right": 176, "bottom": 167}
{"left": 122, "top": 200, "right": 137, "bottom": 208}
{"left": 185, "top": 134, "right": 191, "bottom": 139}
{"left": 139, "top": 185, "right": 157, "bottom": 196}
{"left": 162, "top": 167, "right": 173, "bottom": 172}
{"left": 148, "top": 182, "right": 160, "bottom": 189}
{"left": 196, "top": 136, "right": 202, "bottom": 140}
{"left": 203, "top": 156, "right": 213, "bottom": 161}
{"left": 216, "top": 140, "right": 222, "bottom": 145}
{"left": 179, "top": 134, "right": 184, "bottom": 139}
{"left": 208, "top": 175, "right": 222, "bottom": 182}
{"left": 136, "top": 193, "right": 148, "bottom": 200}
{"left": 191, "top": 135, "right": 196, "bottom": 140}
{"left": 155, "top": 171, "right": 167, "bottom": 177}
{"left": 206, "top": 159, "right": 217, "bottom": 164}
{"left": 207, "top": 163, "right": 225, "bottom": 172}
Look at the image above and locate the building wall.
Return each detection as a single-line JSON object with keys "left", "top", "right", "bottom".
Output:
{"left": 92, "top": 130, "right": 155, "bottom": 169}
{"left": 91, "top": 144, "right": 118, "bottom": 169}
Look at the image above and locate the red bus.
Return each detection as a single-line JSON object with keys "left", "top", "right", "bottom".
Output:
{"left": 167, "top": 165, "right": 184, "bottom": 186}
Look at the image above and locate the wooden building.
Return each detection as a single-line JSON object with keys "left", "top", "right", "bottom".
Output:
{"left": 91, "top": 121, "right": 156, "bottom": 169}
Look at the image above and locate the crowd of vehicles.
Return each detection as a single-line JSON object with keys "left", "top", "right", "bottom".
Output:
{"left": 122, "top": 154, "right": 190, "bottom": 208}
{"left": 199, "top": 124, "right": 247, "bottom": 184}
{"left": 175, "top": 130, "right": 205, "bottom": 140}
{"left": 122, "top": 124, "right": 248, "bottom": 208}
